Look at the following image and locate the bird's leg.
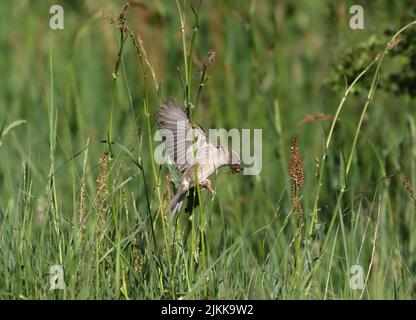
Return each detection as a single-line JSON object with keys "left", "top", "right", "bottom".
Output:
{"left": 199, "top": 179, "right": 217, "bottom": 195}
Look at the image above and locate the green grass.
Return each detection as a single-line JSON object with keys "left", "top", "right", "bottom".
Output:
{"left": 1, "top": 0, "right": 416, "bottom": 299}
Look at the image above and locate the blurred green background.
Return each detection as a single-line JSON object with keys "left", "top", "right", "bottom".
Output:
{"left": 0, "top": 0, "right": 416, "bottom": 299}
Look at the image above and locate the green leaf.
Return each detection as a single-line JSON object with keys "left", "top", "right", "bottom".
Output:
{"left": 339, "top": 151, "right": 347, "bottom": 192}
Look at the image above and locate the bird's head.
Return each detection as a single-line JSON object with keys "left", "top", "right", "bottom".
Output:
{"left": 228, "top": 149, "right": 241, "bottom": 174}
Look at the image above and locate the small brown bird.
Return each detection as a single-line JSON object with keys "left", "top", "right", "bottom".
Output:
{"left": 157, "top": 99, "right": 241, "bottom": 215}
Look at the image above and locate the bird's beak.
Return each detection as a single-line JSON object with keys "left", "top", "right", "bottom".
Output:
{"left": 230, "top": 163, "right": 242, "bottom": 174}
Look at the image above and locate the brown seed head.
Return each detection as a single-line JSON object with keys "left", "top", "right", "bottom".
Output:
{"left": 403, "top": 177, "right": 416, "bottom": 209}
{"left": 298, "top": 113, "right": 334, "bottom": 127}
{"left": 289, "top": 137, "right": 304, "bottom": 221}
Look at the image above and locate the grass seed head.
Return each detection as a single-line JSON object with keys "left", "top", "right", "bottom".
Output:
{"left": 403, "top": 177, "right": 416, "bottom": 209}
{"left": 299, "top": 113, "right": 335, "bottom": 126}
{"left": 96, "top": 152, "right": 110, "bottom": 217}
{"left": 289, "top": 137, "right": 304, "bottom": 221}
{"left": 78, "top": 176, "right": 86, "bottom": 229}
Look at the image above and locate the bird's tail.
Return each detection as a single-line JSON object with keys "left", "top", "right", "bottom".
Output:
{"left": 166, "top": 187, "right": 186, "bottom": 215}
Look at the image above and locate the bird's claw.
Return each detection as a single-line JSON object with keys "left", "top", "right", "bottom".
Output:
{"left": 200, "top": 180, "right": 217, "bottom": 196}
{"left": 208, "top": 186, "right": 217, "bottom": 196}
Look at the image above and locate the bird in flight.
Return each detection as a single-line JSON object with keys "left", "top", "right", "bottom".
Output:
{"left": 157, "top": 99, "right": 241, "bottom": 215}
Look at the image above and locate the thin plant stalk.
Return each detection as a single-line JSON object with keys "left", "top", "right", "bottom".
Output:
{"left": 175, "top": 0, "right": 208, "bottom": 298}
{"left": 305, "top": 20, "right": 416, "bottom": 294}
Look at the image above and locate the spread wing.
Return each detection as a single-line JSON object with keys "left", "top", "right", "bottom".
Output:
{"left": 157, "top": 99, "right": 226, "bottom": 173}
